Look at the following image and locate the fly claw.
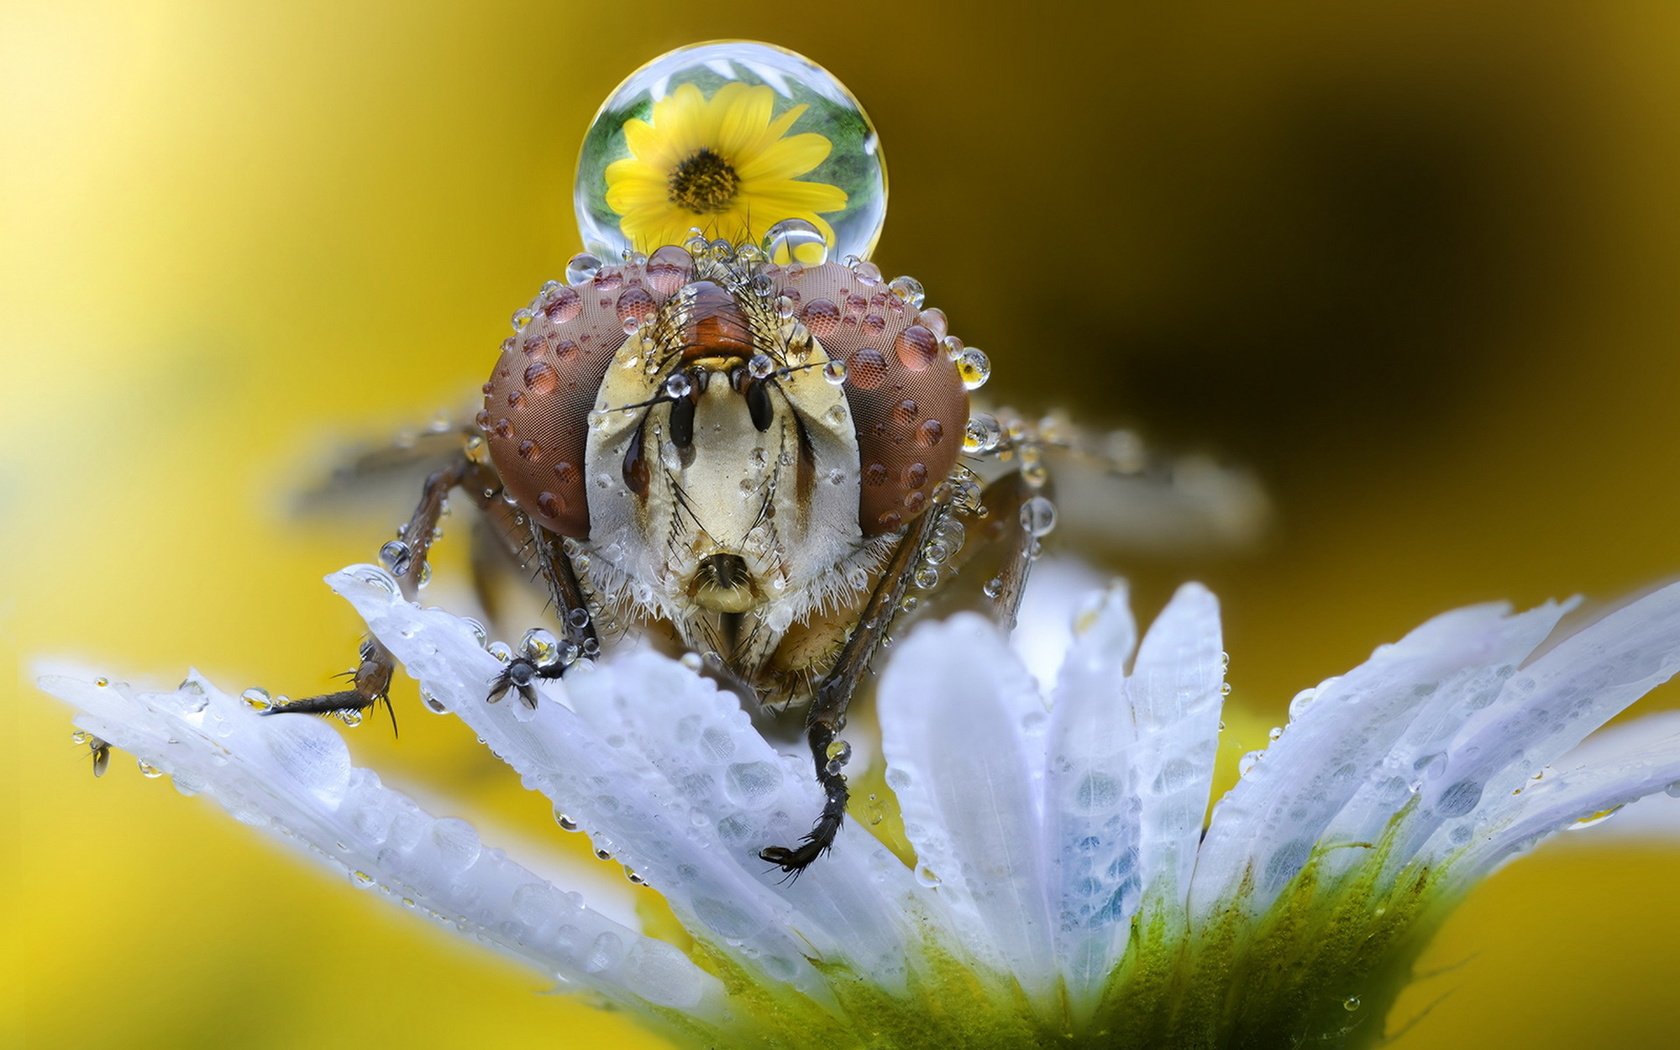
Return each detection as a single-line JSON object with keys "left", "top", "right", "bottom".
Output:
{"left": 487, "top": 626, "right": 583, "bottom": 709}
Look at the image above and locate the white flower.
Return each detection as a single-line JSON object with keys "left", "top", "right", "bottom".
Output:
{"left": 38, "top": 563, "right": 1680, "bottom": 1047}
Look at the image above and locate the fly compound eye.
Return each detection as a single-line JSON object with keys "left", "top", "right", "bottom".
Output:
{"left": 771, "top": 260, "right": 968, "bottom": 535}
{"left": 483, "top": 257, "right": 674, "bottom": 537}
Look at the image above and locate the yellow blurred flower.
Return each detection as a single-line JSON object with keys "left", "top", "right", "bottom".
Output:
{"left": 604, "top": 82, "right": 847, "bottom": 252}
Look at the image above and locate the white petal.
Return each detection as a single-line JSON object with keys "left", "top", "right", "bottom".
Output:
{"left": 1409, "top": 581, "right": 1680, "bottom": 866}
{"left": 1127, "top": 584, "right": 1225, "bottom": 913}
{"left": 1445, "top": 710, "right": 1680, "bottom": 884}
{"left": 333, "top": 568, "right": 850, "bottom": 1007}
{"left": 1010, "top": 558, "right": 1113, "bottom": 694}
{"left": 1190, "top": 601, "right": 1547, "bottom": 917}
{"left": 334, "top": 567, "right": 936, "bottom": 1003}
{"left": 1316, "top": 601, "right": 1571, "bottom": 864}
{"left": 878, "top": 613, "right": 1058, "bottom": 999}
{"left": 1042, "top": 583, "right": 1141, "bottom": 1000}
{"left": 559, "top": 650, "right": 933, "bottom": 995}
{"left": 36, "top": 668, "right": 721, "bottom": 1014}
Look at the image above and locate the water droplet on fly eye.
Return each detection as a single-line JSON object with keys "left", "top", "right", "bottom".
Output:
{"left": 340, "top": 708, "right": 364, "bottom": 728}
{"left": 914, "top": 307, "right": 948, "bottom": 338}
{"left": 137, "top": 760, "right": 164, "bottom": 779}
{"left": 762, "top": 217, "right": 830, "bottom": 266}
{"left": 823, "top": 360, "right": 848, "bottom": 385}
{"left": 956, "top": 347, "right": 991, "bottom": 390}
{"left": 887, "top": 275, "right": 925, "bottom": 308}
{"left": 566, "top": 253, "right": 603, "bottom": 285}
{"left": 1019, "top": 496, "right": 1057, "bottom": 537}
{"left": 939, "top": 334, "right": 964, "bottom": 361}
{"left": 241, "top": 687, "right": 272, "bottom": 712}
{"left": 802, "top": 298, "right": 840, "bottom": 339}
{"left": 748, "top": 353, "right": 775, "bottom": 380}
{"left": 893, "top": 325, "right": 939, "bottom": 372}
{"left": 510, "top": 308, "right": 534, "bottom": 332}
{"left": 543, "top": 285, "right": 581, "bottom": 323}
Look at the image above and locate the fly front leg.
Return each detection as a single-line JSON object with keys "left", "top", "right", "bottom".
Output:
{"left": 487, "top": 525, "right": 599, "bottom": 709}
{"left": 950, "top": 469, "right": 1052, "bottom": 632}
{"left": 268, "top": 452, "right": 498, "bottom": 725}
{"left": 758, "top": 505, "right": 945, "bottom": 875}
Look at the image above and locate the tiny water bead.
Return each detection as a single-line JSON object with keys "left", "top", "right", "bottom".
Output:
{"left": 576, "top": 42, "right": 887, "bottom": 262}
{"left": 763, "top": 217, "right": 830, "bottom": 266}
{"left": 955, "top": 347, "right": 992, "bottom": 390}
{"left": 662, "top": 373, "right": 692, "bottom": 400}
{"left": 1020, "top": 496, "right": 1057, "bottom": 537}
{"left": 240, "top": 687, "right": 272, "bottom": 712}
{"left": 378, "top": 540, "right": 413, "bottom": 577}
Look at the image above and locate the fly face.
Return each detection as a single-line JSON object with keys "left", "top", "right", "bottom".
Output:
{"left": 478, "top": 241, "right": 972, "bottom": 691}
{"left": 584, "top": 264, "right": 872, "bottom": 672}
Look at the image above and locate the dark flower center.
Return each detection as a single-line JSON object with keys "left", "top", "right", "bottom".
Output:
{"left": 668, "top": 149, "right": 740, "bottom": 214}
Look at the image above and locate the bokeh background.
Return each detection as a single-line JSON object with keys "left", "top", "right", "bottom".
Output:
{"left": 7, "top": 2, "right": 1680, "bottom": 1046}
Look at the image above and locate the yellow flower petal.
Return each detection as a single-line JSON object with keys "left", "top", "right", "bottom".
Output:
{"left": 736, "top": 132, "right": 833, "bottom": 183}
{"left": 604, "top": 79, "right": 848, "bottom": 252}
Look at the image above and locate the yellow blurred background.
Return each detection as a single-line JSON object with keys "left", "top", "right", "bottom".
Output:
{"left": 6, "top": 2, "right": 1680, "bottom": 1046}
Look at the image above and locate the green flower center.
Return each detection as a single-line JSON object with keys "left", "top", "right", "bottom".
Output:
{"left": 668, "top": 149, "right": 741, "bottom": 214}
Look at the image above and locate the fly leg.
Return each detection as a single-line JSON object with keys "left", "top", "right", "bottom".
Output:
{"left": 946, "top": 468, "right": 1049, "bottom": 632}
{"left": 487, "top": 525, "right": 599, "bottom": 708}
{"left": 758, "top": 504, "right": 945, "bottom": 875}
{"left": 267, "top": 452, "right": 498, "bottom": 725}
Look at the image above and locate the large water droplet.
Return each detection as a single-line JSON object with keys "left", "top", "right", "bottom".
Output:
{"left": 576, "top": 43, "right": 885, "bottom": 261}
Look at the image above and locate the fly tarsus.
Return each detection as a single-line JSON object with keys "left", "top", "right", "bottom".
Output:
{"left": 759, "top": 722, "right": 850, "bottom": 877}
{"left": 264, "top": 638, "right": 398, "bottom": 734}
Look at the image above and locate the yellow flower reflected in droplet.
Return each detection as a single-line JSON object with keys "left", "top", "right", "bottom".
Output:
{"left": 604, "top": 82, "right": 847, "bottom": 252}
